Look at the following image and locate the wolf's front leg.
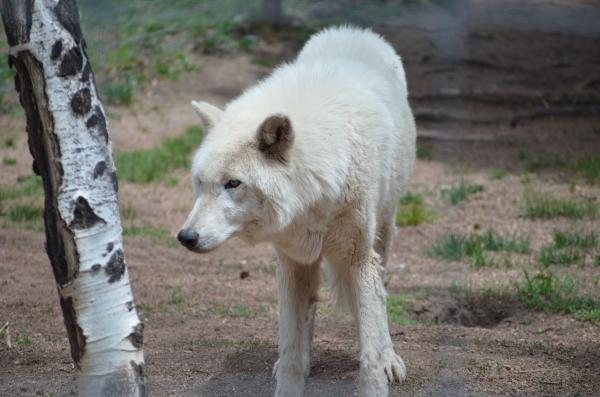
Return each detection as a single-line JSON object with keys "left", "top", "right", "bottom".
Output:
{"left": 274, "top": 252, "right": 320, "bottom": 397}
{"left": 350, "top": 251, "right": 406, "bottom": 397}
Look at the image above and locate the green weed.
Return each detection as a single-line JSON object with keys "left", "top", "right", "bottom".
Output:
{"left": 553, "top": 230, "right": 598, "bottom": 250}
{"left": 165, "top": 176, "right": 179, "bottom": 187}
{"left": 387, "top": 294, "right": 417, "bottom": 326}
{"left": 416, "top": 143, "right": 432, "bottom": 160}
{"left": 3, "top": 137, "right": 15, "bottom": 147}
{"left": 138, "top": 287, "right": 191, "bottom": 313}
{"left": 116, "top": 126, "right": 202, "bottom": 183}
{"left": 488, "top": 168, "right": 508, "bottom": 180}
{"left": 251, "top": 57, "right": 273, "bottom": 67}
{"left": 524, "top": 191, "right": 598, "bottom": 219}
{"left": 2, "top": 157, "right": 16, "bottom": 166}
{"left": 573, "top": 154, "right": 600, "bottom": 185}
{"left": 120, "top": 203, "right": 137, "bottom": 221}
{"left": 9, "top": 205, "right": 43, "bottom": 223}
{"left": 429, "top": 230, "right": 529, "bottom": 268}
{"left": 123, "top": 226, "right": 178, "bottom": 247}
{"left": 515, "top": 271, "right": 600, "bottom": 323}
{"left": 166, "top": 287, "right": 185, "bottom": 310}
{"left": 525, "top": 155, "right": 567, "bottom": 173}
{"left": 209, "top": 302, "right": 254, "bottom": 318}
{"left": 516, "top": 149, "right": 528, "bottom": 161}
{"left": 539, "top": 230, "right": 598, "bottom": 268}
{"left": 539, "top": 246, "right": 581, "bottom": 267}
{"left": 103, "top": 81, "right": 133, "bottom": 106}
{"left": 396, "top": 192, "right": 431, "bottom": 226}
{"left": 16, "top": 334, "right": 33, "bottom": 347}
{"left": 0, "top": 175, "right": 43, "bottom": 204}
{"left": 441, "top": 179, "right": 484, "bottom": 205}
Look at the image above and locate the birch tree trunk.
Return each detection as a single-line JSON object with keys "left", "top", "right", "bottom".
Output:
{"left": 1, "top": 0, "right": 146, "bottom": 395}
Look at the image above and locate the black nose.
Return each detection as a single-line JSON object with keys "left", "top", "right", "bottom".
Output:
{"left": 177, "top": 229, "right": 199, "bottom": 249}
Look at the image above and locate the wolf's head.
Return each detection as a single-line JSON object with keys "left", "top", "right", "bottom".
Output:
{"left": 178, "top": 100, "right": 296, "bottom": 253}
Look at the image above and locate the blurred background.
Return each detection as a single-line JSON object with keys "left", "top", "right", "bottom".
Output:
{"left": 1, "top": 1, "right": 599, "bottom": 396}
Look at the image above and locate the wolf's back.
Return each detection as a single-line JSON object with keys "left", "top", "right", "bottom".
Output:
{"left": 296, "top": 26, "right": 408, "bottom": 98}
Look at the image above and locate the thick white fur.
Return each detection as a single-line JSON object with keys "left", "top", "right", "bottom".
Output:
{"left": 182, "top": 26, "right": 416, "bottom": 396}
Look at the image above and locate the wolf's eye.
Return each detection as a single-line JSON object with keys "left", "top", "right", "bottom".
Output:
{"left": 224, "top": 179, "right": 241, "bottom": 189}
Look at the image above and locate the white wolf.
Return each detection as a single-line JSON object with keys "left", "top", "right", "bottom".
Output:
{"left": 179, "top": 26, "right": 416, "bottom": 397}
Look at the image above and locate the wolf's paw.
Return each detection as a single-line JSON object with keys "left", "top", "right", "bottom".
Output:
{"left": 382, "top": 349, "right": 406, "bottom": 384}
{"left": 272, "top": 358, "right": 280, "bottom": 377}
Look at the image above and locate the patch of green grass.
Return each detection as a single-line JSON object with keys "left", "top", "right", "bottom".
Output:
{"left": 396, "top": 192, "right": 432, "bottom": 226}
{"left": 429, "top": 229, "right": 530, "bottom": 268}
{"left": 488, "top": 168, "right": 508, "bottom": 180}
{"left": 103, "top": 81, "right": 134, "bottom": 106}
{"left": 416, "top": 143, "right": 432, "bottom": 160}
{"left": 8, "top": 205, "right": 44, "bottom": 223}
{"left": 251, "top": 56, "right": 273, "bottom": 67}
{"left": 208, "top": 302, "right": 254, "bottom": 318}
{"left": 515, "top": 271, "right": 600, "bottom": 323}
{"left": 539, "top": 246, "right": 581, "bottom": 267}
{"left": 120, "top": 203, "right": 137, "bottom": 221}
{"left": 553, "top": 230, "right": 598, "bottom": 250}
{"left": 78, "top": 1, "right": 239, "bottom": 105}
{"left": 525, "top": 155, "right": 567, "bottom": 173}
{"left": 155, "top": 52, "right": 203, "bottom": 80}
{"left": 137, "top": 287, "right": 193, "bottom": 313}
{"left": 429, "top": 234, "right": 469, "bottom": 261}
{"left": 573, "top": 154, "right": 600, "bottom": 185}
{"left": 123, "top": 225, "right": 178, "bottom": 247}
{"left": 524, "top": 191, "right": 598, "bottom": 219}
{"left": 516, "top": 149, "right": 528, "bottom": 161}
{"left": 16, "top": 334, "right": 33, "bottom": 347}
{"left": 116, "top": 126, "right": 202, "bottom": 183}
{"left": 441, "top": 178, "right": 484, "bottom": 205}
{"left": 0, "top": 175, "right": 43, "bottom": 204}
{"left": 478, "top": 229, "right": 530, "bottom": 253}
{"left": 387, "top": 294, "right": 417, "bottom": 326}
{"left": 2, "top": 157, "right": 16, "bottom": 166}
{"left": 165, "top": 175, "right": 179, "bottom": 187}
{"left": 166, "top": 287, "right": 185, "bottom": 310}
{"left": 539, "top": 230, "right": 598, "bottom": 268}
{"left": 595, "top": 255, "right": 600, "bottom": 266}
{"left": 3, "top": 137, "right": 15, "bottom": 148}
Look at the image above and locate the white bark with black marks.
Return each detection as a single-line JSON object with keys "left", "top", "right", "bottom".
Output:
{"left": 1, "top": 0, "right": 146, "bottom": 395}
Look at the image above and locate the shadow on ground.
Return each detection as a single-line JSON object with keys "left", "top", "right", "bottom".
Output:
{"left": 199, "top": 347, "right": 358, "bottom": 397}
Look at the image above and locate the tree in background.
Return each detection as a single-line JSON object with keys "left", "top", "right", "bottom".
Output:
{"left": 0, "top": 1, "right": 146, "bottom": 395}
{"left": 263, "top": 0, "right": 285, "bottom": 24}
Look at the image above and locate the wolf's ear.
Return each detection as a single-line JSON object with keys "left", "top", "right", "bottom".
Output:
{"left": 257, "top": 114, "right": 294, "bottom": 162}
{"left": 191, "top": 101, "right": 223, "bottom": 131}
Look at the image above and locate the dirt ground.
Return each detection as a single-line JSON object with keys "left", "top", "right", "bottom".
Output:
{"left": 1, "top": 1, "right": 600, "bottom": 396}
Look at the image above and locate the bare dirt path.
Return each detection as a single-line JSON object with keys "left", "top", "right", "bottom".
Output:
{"left": 1, "top": 1, "right": 600, "bottom": 396}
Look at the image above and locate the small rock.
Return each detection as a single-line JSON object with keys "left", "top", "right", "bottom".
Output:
{"left": 240, "top": 271, "right": 250, "bottom": 279}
